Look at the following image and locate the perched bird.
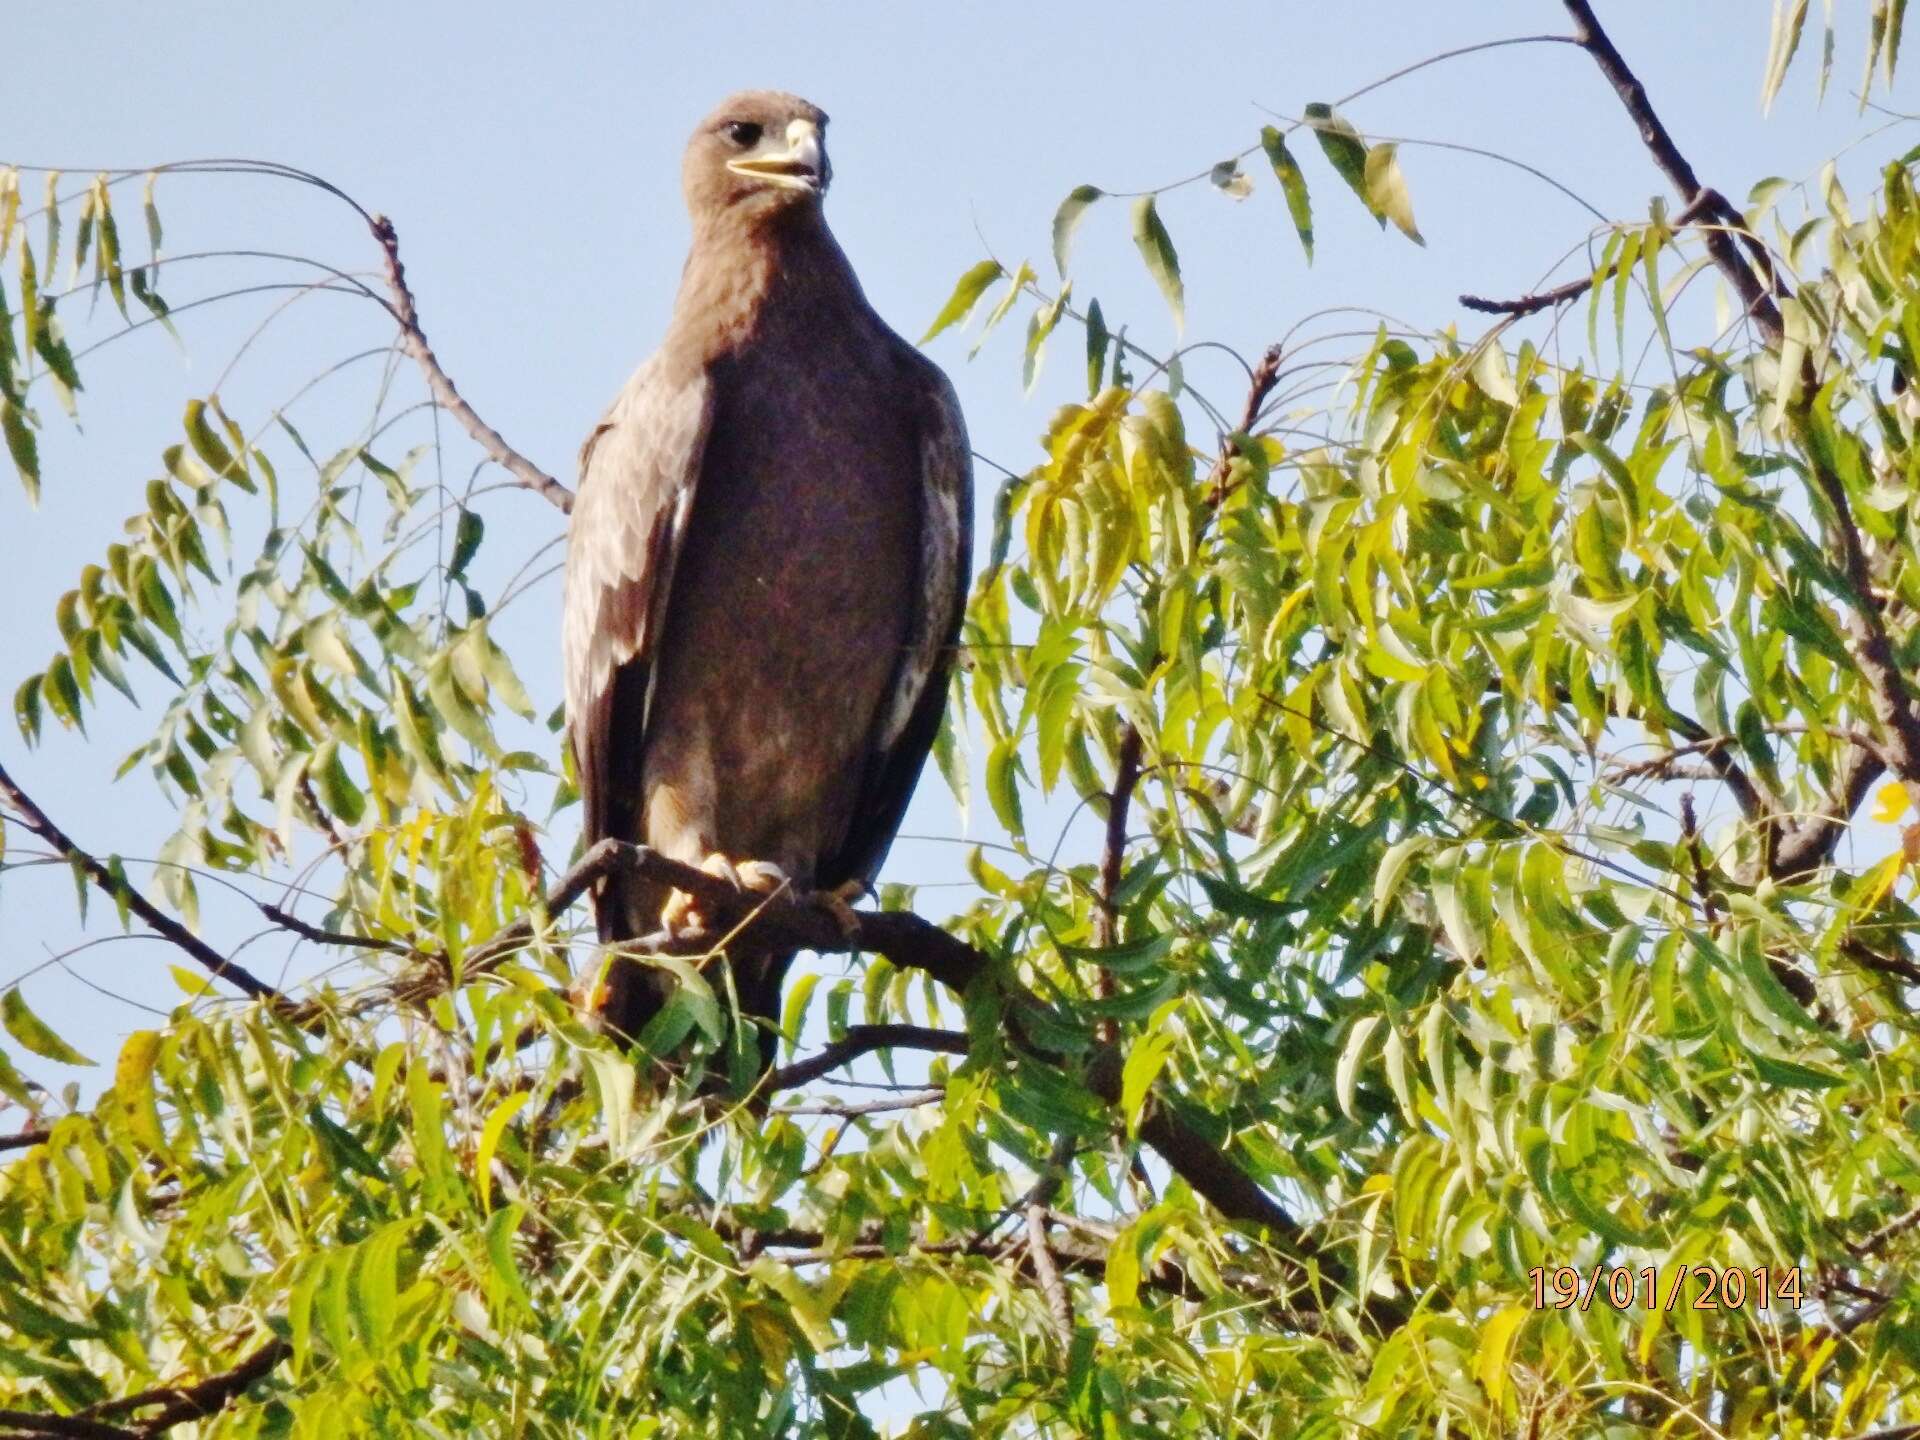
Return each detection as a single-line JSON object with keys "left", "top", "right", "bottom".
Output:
{"left": 562, "top": 91, "right": 972, "bottom": 1074}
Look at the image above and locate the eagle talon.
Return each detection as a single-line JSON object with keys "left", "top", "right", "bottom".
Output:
{"left": 662, "top": 853, "right": 791, "bottom": 934}
{"left": 815, "top": 878, "right": 868, "bottom": 940}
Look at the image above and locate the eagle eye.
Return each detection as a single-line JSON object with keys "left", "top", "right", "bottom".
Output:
{"left": 723, "top": 121, "right": 763, "bottom": 149}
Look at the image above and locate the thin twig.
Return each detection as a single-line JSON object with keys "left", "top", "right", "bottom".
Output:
{"left": 258, "top": 903, "right": 411, "bottom": 956}
{"left": 764, "top": 1024, "right": 969, "bottom": 1093}
{"left": 369, "top": 214, "right": 573, "bottom": 515}
{"left": 0, "top": 758, "right": 282, "bottom": 1001}
{"left": 775, "top": 1090, "right": 944, "bottom": 1117}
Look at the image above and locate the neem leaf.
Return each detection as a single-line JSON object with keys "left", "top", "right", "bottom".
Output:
{"left": 1, "top": 399, "right": 38, "bottom": 505}
{"left": 2, "top": 988, "right": 93, "bottom": 1065}
{"left": 1364, "top": 143, "right": 1424, "bottom": 245}
{"left": 1130, "top": 195, "right": 1184, "bottom": 332}
{"left": 1303, "top": 102, "right": 1378, "bottom": 223}
{"left": 1260, "top": 126, "right": 1314, "bottom": 261}
{"left": 1051, "top": 185, "right": 1103, "bottom": 278}
{"left": 920, "top": 260, "right": 1006, "bottom": 344}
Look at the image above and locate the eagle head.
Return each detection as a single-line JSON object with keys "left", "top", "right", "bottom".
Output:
{"left": 684, "top": 91, "right": 832, "bottom": 223}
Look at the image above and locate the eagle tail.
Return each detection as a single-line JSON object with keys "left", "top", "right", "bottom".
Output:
{"left": 592, "top": 873, "right": 675, "bottom": 1046}
{"left": 736, "top": 946, "right": 799, "bottom": 1078}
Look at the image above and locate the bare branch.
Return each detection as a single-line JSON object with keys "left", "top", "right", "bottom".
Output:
{"left": 258, "top": 903, "right": 410, "bottom": 956}
{"left": 765, "top": 1023, "right": 969, "bottom": 1093}
{"left": 1561, "top": 0, "right": 1783, "bottom": 341}
{"left": 1459, "top": 274, "right": 1594, "bottom": 317}
{"left": 369, "top": 214, "right": 573, "bottom": 515}
{"left": 0, "top": 1128, "right": 51, "bottom": 1153}
{"left": 774, "top": 1090, "right": 944, "bottom": 1117}
{"left": 1205, "top": 343, "right": 1283, "bottom": 507}
{"left": 1026, "top": 1201, "right": 1075, "bottom": 1343}
{"left": 0, "top": 758, "right": 282, "bottom": 1002}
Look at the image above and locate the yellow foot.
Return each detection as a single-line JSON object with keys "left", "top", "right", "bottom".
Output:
{"left": 661, "top": 853, "right": 792, "bottom": 935}
{"left": 814, "top": 878, "right": 869, "bottom": 940}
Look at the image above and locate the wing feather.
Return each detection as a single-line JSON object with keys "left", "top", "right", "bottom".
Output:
{"left": 824, "top": 358, "right": 973, "bottom": 888}
{"left": 562, "top": 354, "right": 713, "bottom": 852}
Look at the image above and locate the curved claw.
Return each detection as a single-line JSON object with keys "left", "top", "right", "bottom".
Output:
{"left": 815, "top": 878, "right": 868, "bottom": 940}
{"left": 661, "top": 852, "right": 792, "bottom": 934}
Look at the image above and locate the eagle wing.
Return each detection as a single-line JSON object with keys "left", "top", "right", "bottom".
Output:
{"left": 822, "top": 357, "right": 974, "bottom": 889}
{"left": 562, "top": 354, "right": 714, "bottom": 862}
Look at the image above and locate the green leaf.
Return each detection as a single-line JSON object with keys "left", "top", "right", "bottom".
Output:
{"left": 1303, "top": 102, "right": 1376, "bottom": 221}
{"left": 3, "top": 988, "right": 94, "bottom": 1065}
{"left": 449, "top": 508, "right": 483, "bottom": 579}
{"left": 1470, "top": 340, "right": 1517, "bottom": 406}
{"left": 920, "top": 259, "right": 1006, "bottom": 345}
{"left": 1260, "top": 126, "right": 1313, "bottom": 261}
{"left": 1119, "top": 1027, "right": 1177, "bottom": 1138}
{"left": 183, "top": 398, "right": 246, "bottom": 485}
{"left": 306, "top": 1103, "right": 388, "bottom": 1182}
{"left": 485, "top": 1204, "right": 534, "bottom": 1312}
{"left": 1363, "top": 144, "right": 1423, "bottom": 245}
{"left": 985, "top": 736, "right": 1026, "bottom": 838}
{"left": 351, "top": 1219, "right": 412, "bottom": 1348}
{"left": 781, "top": 971, "right": 821, "bottom": 1056}
{"left": 1336, "top": 1015, "right": 1380, "bottom": 1119}
{"left": 1, "top": 399, "right": 38, "bottom": 504}
{"left": 1085, "top": 297, "right": 1110, "bottom": 397}
{"left": 1051, "top": 185, "right": 1103, "bottom": 278}
{"left": 474, "top": 1090, "right": 529, "bottom": 1216}
{"left": 13, "top": 673, "right": 43, "bottom": 744}
{"left": 1129, "top": 196, "right": 1184, "bottom": 331}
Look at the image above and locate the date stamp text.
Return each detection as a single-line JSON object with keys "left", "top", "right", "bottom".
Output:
{"left": 1529, "top": 1265, "right": 1804, "bottom": 1312}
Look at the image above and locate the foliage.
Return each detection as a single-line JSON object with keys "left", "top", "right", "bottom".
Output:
{"left": 4, "top": 8, "right": 1920, "bottom": 1437}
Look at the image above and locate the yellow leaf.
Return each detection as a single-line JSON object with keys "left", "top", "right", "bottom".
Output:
{"left": 474, "top": 1091, "right": 530, "bottom": 1215}
{"left": 1861, "top": 850, "right": 1903, "bottom": 910}
{"left": 114, "top": 1031, "right": 166, "bottom": 1154}
{"left": 1475, "top": 1305, "right": 1529, "bottom": 1406}
{"left": 1875, "top": 780, "right": 1911, "bottom": 824}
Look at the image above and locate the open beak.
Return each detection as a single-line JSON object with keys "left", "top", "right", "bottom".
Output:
{"left": 727, "top": 118, "right": 826, "bottom": 192}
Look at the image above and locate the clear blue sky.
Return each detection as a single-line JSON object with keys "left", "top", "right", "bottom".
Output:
{"left": 1, "top": 2, "right": 1906, "bottom": 1084}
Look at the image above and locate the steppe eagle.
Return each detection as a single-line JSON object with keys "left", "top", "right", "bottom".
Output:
{"left": 562, "top": 91, "right": 972, "bottom": 1073}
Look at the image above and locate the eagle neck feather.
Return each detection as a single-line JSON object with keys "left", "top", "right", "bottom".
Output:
{"left": 670, "top": 207, "right": 865, "bottom": 362}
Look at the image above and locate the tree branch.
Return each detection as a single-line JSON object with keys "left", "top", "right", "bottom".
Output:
{"left": 0, "top": 1128, "right": 51, "bottom": 1153}
{"left": 764, "top": 1023, "right": 969, "bottom": 1093}
{"left": 774, "top": 1090, "right": 944, "bottom": 1117}
{"left": 0, "top": 758, "right": 282, "bottom": 1002}
{"left": 0, "top": 1411, "right": 136, "bottom": 1439}
{"left": 1459, "top": 274, "right": 1594, "bottom": 317}
{"left": 1205, "top": 343, "right": 1283, "bottom": 507}
{"left": 1026, "top": 1200, "right": 1075, "bottom": 1344}
{"left": 258, "top": 902, "right": 411, "bottom": 956}
{"left": 1561, "top": 0, "right": 1783, "bottom": 340}
{"left": 1564, "top": 0, "right": 1920, "bottom": 878}
{"left": 369, "top": 214, "right": 573, "bottom": 515}
{"left": 710, "top": 1212, "right": 1325, "bottom": 1322}
{"left": 394, "top": 840, "right": 1314, "bottom": 1247}
{"left": 119, "top": 1338, "right": 289, "bottom": 1437}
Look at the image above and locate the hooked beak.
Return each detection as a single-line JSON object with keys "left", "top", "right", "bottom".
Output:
{"left": 727, "top": 118, "right": 826, "bottom": 192}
